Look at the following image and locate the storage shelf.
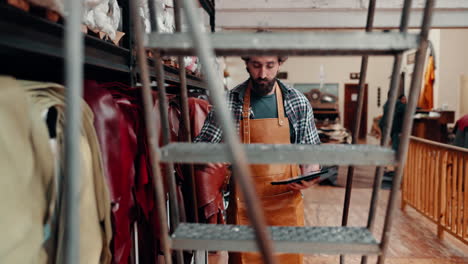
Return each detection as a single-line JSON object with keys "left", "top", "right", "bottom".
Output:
{"left": 0, "top": 3, "right": 206, "bottom": 89}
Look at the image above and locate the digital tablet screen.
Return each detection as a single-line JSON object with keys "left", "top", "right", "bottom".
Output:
{"left": 270, "top": 168, "right": 329, "bottom": 185}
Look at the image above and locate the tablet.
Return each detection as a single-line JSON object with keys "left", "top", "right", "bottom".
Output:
{"left": 270, "top": 168, "right": 330, "bottom": 185}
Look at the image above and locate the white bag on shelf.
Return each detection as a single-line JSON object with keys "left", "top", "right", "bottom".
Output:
{"left": 83, "top": 0, "right": 121, "bottom": 41}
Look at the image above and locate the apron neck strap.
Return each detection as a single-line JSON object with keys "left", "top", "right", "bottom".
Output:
{"left": 275, "top": 83, "right": 286, "bottom": 126}
{"left": 242, "top": 81, "right": 286, "bottom": 143}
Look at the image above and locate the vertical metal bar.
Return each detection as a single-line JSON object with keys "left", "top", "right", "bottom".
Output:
{"left": 134, "top": 222, "right": 140, "bottom": 264}
{"left": 341, "top": 1, "right": 376, "bottom": 263}
{"left": 148, "top": 1, "right": 184, "bottom": 263}
{"left": 195, "top": 251, "right": 207, "bottom": 264}
{"left": 178, "top": 0, "right": 278, "bottom": 263}
{"left": 147, "top": 0, "right": 158, "bottom": 32}
{"left": 174, "top": 0, "right": 199, "bottom": 224}
{"left": 210, "top": 1, "right": 215, "bottom": 32}
{"left": 361, "top": 2, "right": 413, "bottom": 264}
{"left": 57, "top": 0, "right": 83, "bottom": 263}
{"left": 148, "top": 0, "right": 183, "bottom": 232}
{"left": 154, "top": 52, "right": 183, "bottom": 226}
{"left": 120, "top": 0, "right": 136, "bottom": 85}
{"left": 378, "top": 1, "right": 435, "bottom": 263}
{"left": 130, "top": 1, "right": 173, "bottom": 264}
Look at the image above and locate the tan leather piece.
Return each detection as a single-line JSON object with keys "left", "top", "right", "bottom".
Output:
{"left": 0, "top": 76, "right": 53, "bottom": 263}
{"left": 20, "top": 79, "right": 112, "bottom": 264}
{"left": 228, "top": 82, "right": 304, "bottom": 264}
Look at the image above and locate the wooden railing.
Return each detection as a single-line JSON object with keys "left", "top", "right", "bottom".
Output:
{"left": 402, "top": 136, "right": 468, "bottom": 245}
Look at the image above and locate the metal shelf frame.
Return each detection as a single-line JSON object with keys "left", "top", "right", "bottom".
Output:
{"left": 0, "top": 2, "right": 207, "bottom": 89}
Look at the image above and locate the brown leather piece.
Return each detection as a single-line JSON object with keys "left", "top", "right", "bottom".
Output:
{"left": 194, "top": 163, "right": 228, "bottom": 222}
{"left": 182, "top": 97, "right": 228, "bottom": 224}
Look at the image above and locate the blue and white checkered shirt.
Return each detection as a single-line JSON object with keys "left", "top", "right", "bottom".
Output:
{"left": 194, "top": 79, "right": 321, "bottom": 145}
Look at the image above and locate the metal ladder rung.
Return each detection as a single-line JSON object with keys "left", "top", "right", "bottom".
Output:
{"left": 145, "top": 32, "right": 419, "bottom": 56}
{"left": 159, "top": 143, "right": 396, "bottom": 165}
{"left": 171, "top": 223, "right": 380, "bottom": 255}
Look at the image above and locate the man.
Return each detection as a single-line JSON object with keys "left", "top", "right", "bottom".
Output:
{"left": 195, "top": 55, "right": 320, "bottom": 264}
{"left": 453, "top": 114, "right": 468, "bottom": 148}
{"left": 379, "top": 94, "right": 407, "bottom": 152}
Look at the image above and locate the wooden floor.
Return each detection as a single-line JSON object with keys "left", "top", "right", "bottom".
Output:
{"left": 209, "top": 166, "right": 468, "bottom": 264}
{"left": 302, "top": 136, "right": 468, "bottom": 263}
{"left": 209, "top": 136, "right": 468, "bottom": 263}
{"left": 302, "top": 186, "right": 468, "bottom": 264}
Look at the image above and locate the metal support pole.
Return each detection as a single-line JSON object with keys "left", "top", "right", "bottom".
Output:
{"left": 120, "top": 0, "right": 136, "bottom": 86}
{"left": 130, "top": 1, "right": 173, "bottom": 263}
{"left": 195, "top": 251, "right": 207, "bottom": 264}
{"left": 361, "top": 1, "right": 413, "bottom": 264}
{"left": 178, "top": 0, "right": 278, "bottom": 263}
{"left": 57, "top": 0, "right": 83, "bottom": 263}
{"left": 173, "top": 0, "right": 199, "bottom": 224}
{"left": 341, "top": 1, "right": 376, "bottom": 263}
{"left": 155, "top": 52, "right": 185, "bottom": 264}
{"left": 133, "top": 222, "right": 140, "bottom": 264}
{"left": 210, "top": 1, "right": 215, "bottom": 33}
{"left": 148, "top": 0, "right": 183, "bottom": 231}
{"left": 377, "top": 1, "right": 435, "bottom": 263}
{"left": 148, "top": 1, "right": 185, "bottom": 263}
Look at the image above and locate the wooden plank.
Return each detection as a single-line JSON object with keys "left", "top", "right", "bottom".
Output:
{"left": 402, "top": 143, "right": 409, "bottom": 206}
{"left": 412, "top": 143, "right": 418, "bottom": 206}
{"left": 415, "top": 143, "right": 421, "bottom": 210}
{"left": 438, "top": 151, "right": 447, "bottom": 238}
{"left": 424, "top": 147, "right": 428, "bottom": 214}
{"left": 452, "top": 153, "right": 458, "bottom": 232}
{"left": 420, "top": 144, "right": 427, "bottom": 212}
{"left": 441, "top": 151, "right": 448, "bottom": 228}
{"left": 414, "top": 144, "right": 424, "bottom": 210}
{"left": 429, "top": 148, "right": 435, "bottom": 220}
{"left": 446, "top": 153, "right": 452, "bottom": 229}
{"left": 404, "top": 142, "right": 411, "bottom": 205}
{"left": 425, "top": 147, "right": 431, "bottom": 215}
{"left": 457, "top": 153, "right": 463, "bottom": 236}
{"left": 411, "top": 142, "right": 417, "bottom": 208}
{"left": 433, "top": 149, "right": 441, "bottom": 220}
{"left": 463, "top": 154, "right": 468, "bottom": 241}
{"left": 409, "top": 143, "right": 414, "bottom": 205}
{"left": 405, "top": 143, "right": 411, "bottom": 205}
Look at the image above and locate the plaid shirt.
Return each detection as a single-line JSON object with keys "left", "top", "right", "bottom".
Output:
{"left": 194, "top": 79, "right": 321, "bottom": 145}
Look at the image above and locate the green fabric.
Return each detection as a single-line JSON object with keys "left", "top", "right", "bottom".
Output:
{"left": 250, "top": 92, "right": 295, "bottom": 142}
{"left": 250, "top": 93, "right": 277, "bottom": 119}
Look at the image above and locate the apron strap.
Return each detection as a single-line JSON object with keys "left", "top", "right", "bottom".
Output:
{"left": 242, "top": 83, "right": 251, "bottom": 144}
{"left": 275, "top": 83, "right": 286, "bottom": 126}
{"left": 242, "top": 81, "right": 286, "bottom": 143}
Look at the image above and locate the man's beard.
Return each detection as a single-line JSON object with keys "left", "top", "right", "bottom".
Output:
{"left": 251, "top": 77, "right": 276, "bottom": 96}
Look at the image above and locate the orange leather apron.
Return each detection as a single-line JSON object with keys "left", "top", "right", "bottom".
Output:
{"left": 228, "top": 82, "right": 304, "bottom": 264}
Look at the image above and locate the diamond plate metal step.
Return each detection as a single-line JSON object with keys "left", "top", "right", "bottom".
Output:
{"left": 159, "top": 143, "right": 396, "bottom": 166}
{"left": 145, "top": 32, "right": 419, "bottom": 56}
{"left": 171, "top": 223, "right": 380, "bottom": 255}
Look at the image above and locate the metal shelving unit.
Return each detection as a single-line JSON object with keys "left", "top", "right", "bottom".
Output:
{"left": 0, "top": 2, "right": 207, "bottom": 89}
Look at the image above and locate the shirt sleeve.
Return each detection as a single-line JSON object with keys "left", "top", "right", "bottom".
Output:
{"left": 298, "top": 102, "right": 321, "bottom": 145}
{"left": 193, "top": 108, "right": 223, "bottom": 143}
{"left": 299, "top": 103, "right": 321, "bottom": 173}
